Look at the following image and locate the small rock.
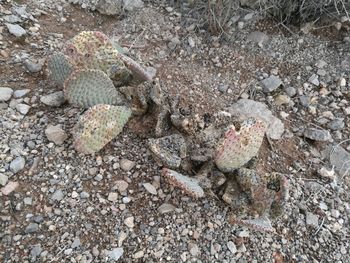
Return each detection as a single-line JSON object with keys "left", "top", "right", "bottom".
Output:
{"left": 0, "top": 174, "right": 9, "bottom": 186}
{"left": 33, "top": 215, "right": 44, "bottom": 223}
{"left": 6, "top": 23, "right": 26, "bottom": 37}
{"left": 24, "top": 197, "right": 32, "bottom": 205}
{"left": 25, "top": 223, "right": 39, "bottom": 234}
{"left": 24, "top": 60, "right": 42, "bottom": 73}
{"left": 304, "top": 128, "right": 331, "bottom": 141}
{"left": 227, "top": 241, "right": 237, "bottom": 254}
{"left": 261, "top": 75, "right": 283, "bottom": 93}
{"left": 71, "top": 238, "right": 81, "bottom": 249}
{"left": 317, "top": 69, "right": 326, "bottom": 77}
{"left": 325, "top": 145, "right": 350, "bottom": 176}
{"left": 237, "top": 21, "right": 244, "bottom": 29}
{"left": 274, "top": 94, "right": 290, "bottom": 106}
{"left": 143, "top": 183, "right": 157, "bottom": 195}
{"left": 328, "top": 118, "right": 344, "bottom": 131}
{"left": 244, "top": 13, "right": 254, "bottom": 20}
{"left": 318, "top": 167, "right": 336, "bottom": 180}
{"left": 10, "top": 156, "right": 25, "bottom": 173}
{"left": 157, "top": 203, "right": 176, "bottom": 214}
{"left": 15, "top": 103, "right": 30, "bottom": 115}
{"left": 218, "top": 84, "right": 229, "bottom": 93}
{"left": 306, "top": 212, "right": 319, "bottom": 227}
{"left": 30, "top": 244, "right": 42, "bottom": 258}
{"left": 308, "top": 74, "right": 319, "bottom": 86}
{"left": 115, "top": 180, "right": 128, "bottom": 192}
{"left": 0, "top": 87, "right": 14, "bottom": 102}
{"left": 80, "top": 191, "right": 90, "bottom": 199}
{"left": 45, "top": 124, "right": 67, "bottom": 145}
{"left": 284, "top": 86, "right": 296, "bottom": 97}
{"left": 299, "top": 95, "right": 310, "bottom": 107}
{"left": 94, "top": 174, "right": 103, "bottom": 181}
{"left": 133, "top": 250, "right": 144, "bottom": 259}
{"left": 40, "top": 91, "right": 65, "bottom": 107}
{"left": 123, "top": 0, "right": 144, "bottom": 11}
{"left": 339, "top": 77, "right": 346, "bottom": 87}
{"left": 316, "top": 60, "right": 327, "bottom": 68}
{"left": 14, "top": 89, "right": 30, "bottom": 98}
{"left": 120, "top": 159, "right": 135, "bottom": 171}
{"left": 108, "top": 192, "right": 119, "bottom": 202}
{"left": 247, "top": 31, "right": 268, "bottom": 46}
{"left": 107, "top": 247, "right": 124, "bottom": 261}
{"left": 189, "top": 243, "right": 200, "bottom": 256}
{"left": 51, "top": 189, "right": 64, "bottom": 201}
{"left": 1, "top": 181, "right": 19, "bottom": 195}
{"left": 124, "top": 216, "right": 134, "bottom": 228}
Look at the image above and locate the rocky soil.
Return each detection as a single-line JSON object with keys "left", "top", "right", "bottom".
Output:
{"left": 1, "top": 0, "right": 350, "bottom": 262}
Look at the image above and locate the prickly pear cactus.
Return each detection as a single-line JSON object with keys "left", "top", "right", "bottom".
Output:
{"left": 47, "top": 52, "right": 73, "bottom": 87}
{"left": 63, "top": 31, "right": 131, "bottom": 86}
{"left": 162, "top": 168, "right": 204, "bottom": 198}
{"left": 214, "top": 118, "right": 267, "bottom": 173}
{"left": 73, "top": 104, "right": 132, "bottom": 154}
{"left": 64, "top": 69, "right": 125, "bottom": 108}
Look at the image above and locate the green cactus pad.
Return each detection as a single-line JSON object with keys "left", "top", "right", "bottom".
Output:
{"left": 73, "top": 104, "right": 132, "bottom": 154}
{"left": 214, "top": 118, "right": 267, "bottom": 173}
{"left": 63, "top": 31, "right": 131, "bottom": 86}
{"left": 47, "top": 52, "right": 73, "bottom": 87}
{"left": 162, "top": 168, "right": 204, "bottom": 198}
{"left": 64, "top": 69, "right": 124, "bottom": 108}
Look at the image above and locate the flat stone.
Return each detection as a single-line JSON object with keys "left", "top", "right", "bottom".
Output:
{"left": 227, "top": 99, "right": 284, "bottom": 140}
{"left": 10, "top": 156, "right": 25, "bottom": 173}
{"left": 30, "top": 244, "right": 42, "bottom": 258}
{"left": 306, "top": 212, "right": 319, "bottom": 227}
{"left": 328, "top": 118, "right": 344, "bottom": 131}
{"left": 114, "top": 180, "right": 128, "bottom": 192}
{"left": 284, "top": 86, "right": 296, "bottom": 97}
{"left": 133, "top": 250, "right": 144, "bottom": 259}
{"left": 6, "top": 23, "right": 26, "bottom": 37}
{"left": 0, "top": 87, "right": 13, "bottom": 102}
{"left": 45, "top": 124, "right": 67, "bottom": 145}
{"left": 40, "top": 91, "right": 65, "bottom": 107}
{"left": 24, "top": 60, "right": 42, "bottom": 73}
{"left": 107, "top": 247, "right": 124, "bottom": 261}
{"left": 227, "top": 241, "right": 237, "bottom": 254}
{"left": 124, "top": 216, "right": 134, "bottom": 228}
{"left": 96, "top": 0, "right": 123, "bottom": 15}
{"left": 0, "top": 174, "right": 9, "bottom": 186}
{"left": 120, "top": 159, "right": 135, "bottom": 171}
{"left": 143, "top": 183, "right": 157, "bottom": 195}
{"left": 16, "top": 103, "right": 30, "bottom": 115}
{"left": 261, "top": 75, "right": 283, "bottom": 93}
{"left": 108, "top": 192, "right": 119, "bottom": 202}
{"left": 308, "top": 74, "right": 319, "bottom": 86}
{"left": 247, "top": 31, "right": 268, "bottom": 46}
{"left": 25, "top": 223, "right": 39, "bottom": 234}
{"left": 51, "top": 189, "right": 64, "bottom": 201}
{"left": 1, "top": 181, "right": 19, "bottom": 195}
{"left": 304, "top": 128, "right": 332, "bottom": 142}
{"left": 71, "top": 238, "right": 81, "bottom": 249}
{"left": 14, "top": 89, "right": 30, "bottom": 98}
{"left": 316, "top": 60, "right": 327, "bottom": 68}
{"left": 123, "top": 0, "right": 144, "bottom": 11}
{"left": 157, "top": 203, "right": 176, "bottom": 214}
{"left": 274, "top": 94, "right": 290, "bottom": 106}
{"left": 324, "top": 145, "right": 350, "bottom": 177}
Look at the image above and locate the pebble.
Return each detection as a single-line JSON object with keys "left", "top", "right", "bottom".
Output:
{"left": 13, "top": 89, "right": 30, "bottom": 98}
{"left": 284, "top": 86, "right": 296, "bottom": 97}
{"left": 24, "top": 60, "right": 42, "bottom": 73}
{"left": 304, "top": 128, "right": 331, "bottom": 141}
{"left": 317, "top": 69, "right": 326, "bottom": 77}
{"left": 123, "top": 0, "right": 144, "bottom": 11}
{"left": 115, "top": 180, "right": 128, "bottom": 192}
{"left": 30, "top": 245, "right": 42, "bottom": 258}
{"left": 261, "top": 75, "right": 283, "bottom": 92}
{"left": 40, "top": 91, "right": 65, "bottom": 107}
{"left": 247, "top": 31, "right": 268, "bottom": 46}
{"left": 143, "top": 183, "right": 157, "bottom": 195}
{"left": 299, "top": 95, "right": 310, "bottom": 107}
{"left": 189, "top": 243, "right": 200, "bottom": 256}
{"left": 16, "top": 103, "right": 30, "bottom": 115}
{"left": 1, "top": 181, "right": 19, "bottom": 195}
{"left": 0, "top": 87, "right": 13, "bottom": 102}
{"left": 107, "top": 247, "right": 124, "bottom": 261}
{"left": 274, "top": 94, "right": 290, "bottom": 106}
{"left": 133, "top": 250, "right": 144, "bottom": 259}
{"left": 51, "top": 189, "right": 64, "bottom": 201}
{"left": 316, "top": 60, "right": 327, "bottom": 68}
{"left": 45, "top": 124, "right": 67, "bottom": 145}
{"left": 306, "top": 212, "right": 319, "bottom": 227}
{"left": 24, "top": 197, "right": 32, "bottom": 205}
{"left": 108, "top": 192, "right": 119, "bottom": 202}
{"left": 10, "top": 156, "right": 26, "bottom": 173}
{"left": 0, "top": 174, "right": 9, "bottom": 186}
{"left": 71, "top": 238, "right": 81, "bottom": 248}
{"left": 94, "top": 174, "right": 103, "bottom": 181}
{"left": 227, "top": 241, "right": 237, "bottom": 254}
{"left": 328, "top": 118, "right": 344, "bottom": 131}
{"left": 120, "top": 159, "right": 135, "bottom": 171}
{"left": 25, "top": 223, "right": 39, "bottom": 234}
{"left": 157, "top": 203, "right": 176, "bottom": 214}
{"left": 6, "top": 23, "right": 26, "bottom": 37}
{"left": 308, "top": 74, "right": 319, "bottom": 86}
{"left": 124, "top": 216, "right": 134, "bottom": 228}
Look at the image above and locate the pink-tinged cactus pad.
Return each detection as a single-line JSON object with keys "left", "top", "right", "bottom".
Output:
{"left": 214, "top": 118, "right": 267, "bottom": 172}
{"left": 73, "top": 104, "right": 131, "bottom": 154}
{"left": 162, "top": 168, "right": 204, "bottom": 198}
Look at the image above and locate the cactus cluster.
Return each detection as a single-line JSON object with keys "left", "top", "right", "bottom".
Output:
{"left": 47, "top": 31, "right": 153, "bottom": 154}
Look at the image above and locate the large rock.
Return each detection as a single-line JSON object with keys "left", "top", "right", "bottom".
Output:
{"left": 97, "top": 0, "right": 123, "bottom": 15}
{"left": 324, "top": 145, "right": 350, "bottom": 177}
{"left": 0, "top": 87, "right": 13, "bottom": 102}
{"left": 304, "top": 128, "right": 332, "bottom": 142}
{"left": 40, "top": 91, "right": 65, "bottom": 107}
{"left": 226, "top": 99, "right": 284, "bottom": 140}
{"left": 6, "top": 23, "right": 26, "bottom": 37}
{"left": 10, "top": 156, "right": 25, "bottom": 173}
{"left": 45, "top": 124, "right": 68, "bottom": 145}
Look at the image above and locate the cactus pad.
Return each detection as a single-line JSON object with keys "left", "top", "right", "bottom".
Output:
{"left": 64, "top": 69, "right": 124, "bottom": 108}
{"left": 162, "top": 168, "right": 204, "bottom": 198}
{"left": 63, "top": 31, "right": 131, "bottom": 86}
{"left": 73, "top": 104, "right": 132, "bottom": 154}
{"left": 47, "top": 52, "right": 73, "bottom": 87}
{"left": 214, "top": 118, "right": 267, "bottom": 173}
